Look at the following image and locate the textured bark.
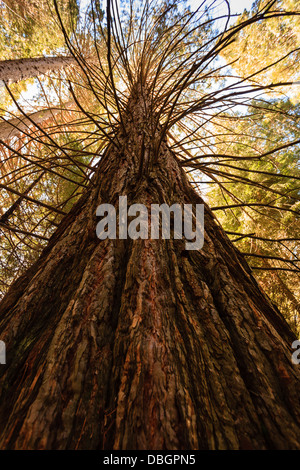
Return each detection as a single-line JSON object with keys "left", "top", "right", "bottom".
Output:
{"left": 0, "top": 101, "right": 74, "bottom": 140}
{"left": 0, "top": 56, "right": 75, "bottom": 84}
{"left": 0, "top": 89, "right": 299, "bottom": 450}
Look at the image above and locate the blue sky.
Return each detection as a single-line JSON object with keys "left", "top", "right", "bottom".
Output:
{"left": 80, "top": 0, "right": 255, "bottom": 16}
{"left": 187, "top": 0, "right": 255, "bottom": 28}
{"left": 211, "top": 0, "right": 254, "bottom": 14}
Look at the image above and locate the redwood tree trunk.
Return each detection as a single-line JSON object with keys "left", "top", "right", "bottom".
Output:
{"left": 0, "top": 56, "right": 75, "bottom": 84}
{"left": 0, "top": 90, "right": 299, "bottom": 450}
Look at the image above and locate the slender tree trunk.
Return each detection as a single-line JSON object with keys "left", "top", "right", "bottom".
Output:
{"left": 0, "top": 89, "right": 299, "bottom": 450}
{"left": 0, "top": 56, "right": 75, "bottom": 84}
{"left": 0, "top": 101, "right": 74, "bottom": 140}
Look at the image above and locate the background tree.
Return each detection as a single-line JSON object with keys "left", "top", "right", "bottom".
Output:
{"left": 0, "top": 0, "right": 79, "bottom": 117}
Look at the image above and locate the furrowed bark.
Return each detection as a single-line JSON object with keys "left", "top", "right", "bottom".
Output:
{"left": 0, "top": 89, "right": 299, "bottom": 450}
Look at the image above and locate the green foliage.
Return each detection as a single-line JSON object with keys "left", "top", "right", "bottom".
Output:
{"left": 206, "top": 99, "right": 300, "bottom": 334}
{"left": 0, "top": 0, "right": 79, "bottom": 59}
{"left": 221, "top": 0, "right": 300, "bottom": 102}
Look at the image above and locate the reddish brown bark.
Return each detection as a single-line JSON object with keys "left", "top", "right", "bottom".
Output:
{"left": 0, "top": 90, "right": 299, "bottom": 450}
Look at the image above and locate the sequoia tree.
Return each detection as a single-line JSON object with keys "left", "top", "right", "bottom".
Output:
{"left": 0, "top": 0, "right": 300, "bottom": 450}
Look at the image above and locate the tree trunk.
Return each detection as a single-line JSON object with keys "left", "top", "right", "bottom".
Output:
{"left": 0, "top": 101, "right": 74, "bottom": 140}
{"left": 0, "top": 56, "right": 75, "bottom": 84}
{"left": 0, "top": 89, "right": 299, "bottom": 450}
